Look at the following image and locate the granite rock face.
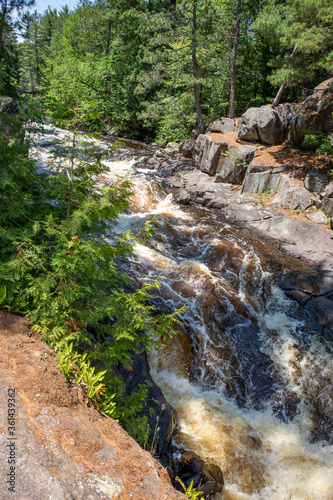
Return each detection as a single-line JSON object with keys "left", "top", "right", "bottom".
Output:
{"left": 237, "top": 78, "right": 333, "bottom": 149}
{"left": 192, "top": 134, "right": 228, "bottom": 176}
{"left": 0, "top": 312, "right": 184, "bottom": 500}
{"left": 205, "top": 117, "right": 235, "bottom": 134}
{"left": 304, "top": 168, "right": 329, "bottom": 193}
{"left": 215, "top": 145, "right": 257, "bottom": 184}
{"left": 238, "top": 106, "right": 284, "bottom": 145}
{"left": 287, "top": 78, "right": 333, "bottom": 150}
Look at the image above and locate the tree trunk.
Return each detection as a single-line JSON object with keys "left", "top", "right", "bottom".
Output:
{"left": 229, "top": 0, "right": 242, "bottom": 119}
{"left": 192, "top": 0, "right": 205, "bottom": 134}
{"left": 272, "top": 44, "right": 297, "bottom": 107}
{"left": 105, "top": 19, "right": 112, "bottom": 56}
{"left": 0, "top": 0, "right": 8, "bottom": 57}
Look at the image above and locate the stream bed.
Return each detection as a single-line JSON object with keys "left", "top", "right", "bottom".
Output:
{"left": 30, "top": 125, "right": 333, "bottom": 500}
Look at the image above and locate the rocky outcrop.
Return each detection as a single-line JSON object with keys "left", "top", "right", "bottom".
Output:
{"left": 205, "top": 117, "right": 235, "bottom": 134}
{"left": 322, "top": 197, "right": 333, "bottom": 217}
{"left": 238, "top": 106, "right": 284, "bottom": 145}
{"left": 215, "top": 144, "right": 257, "bottom": 184}
{"left": 179, "top": 138, "right": 195, "bottom": 158}
{"left": 286, "top": 78, "right": 333, "bottom": 150}
{"left": 192, "top": 134, "right": 228, "bottom": 176}
{"left": 0, "top": 312, "right": 184, "bottom": 500}
{"left": 274, "top": 174, "right": 316, "bottom": 211}
{"left": 242, "top": 164, "right": 284, "bottom": 194}
{"left": 304, "top": 168, "right": 329, "bottom": 192}
{"left": 237, "top": 78, "right": 333, "bottom": 150}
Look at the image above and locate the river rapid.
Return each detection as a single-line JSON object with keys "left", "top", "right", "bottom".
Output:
{"left": 30, "top": 126, "right": 333, "bottom": 500}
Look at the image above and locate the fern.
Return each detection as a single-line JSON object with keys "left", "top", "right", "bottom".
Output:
{"left": 0, "top": 95, "right": 182, "bottom": 447}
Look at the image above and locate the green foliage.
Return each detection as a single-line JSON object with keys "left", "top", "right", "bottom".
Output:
{"left": 253, "top": 0, "right": 333, "bottom": 88}
{"left": 176, "top": 477, "right": 204, "bottom": 500}
{"left": 0, "top": 95, "right": 183, "bottom": 446}
{"left": 304, "top": 130, "right": 333, "bottom": 156}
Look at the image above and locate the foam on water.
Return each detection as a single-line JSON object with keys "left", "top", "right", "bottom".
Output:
{"left": 150, "top": 365, "right": 333, "bottom": 500}
{"left": 30, "top": 124, "right": 333, "bottom": 499}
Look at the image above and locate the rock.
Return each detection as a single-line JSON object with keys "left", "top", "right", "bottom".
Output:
{"left": 289, "top": 112, "right": 324, "bottom": 151}
{"left": 179, "top": 138, "right": 195, "bottom": 158}
{"left": 153, "top": 149, "right": 170, "bottom": 159}
{"left": 115, "top": 351, "right": 178, "bottom": 457}
{"left": 215, "top": 145, "right": 257, "bottom": 184}
{"left": 277, "top": 103, "right": 299, "bottom": 139}
{"left": 175, "top": 189, "right": 191, "bottom": 205}
{"left": 238, "top": 106, "right": 284, "bottom": 145}
{"left": 304, "top": 168, "right": 329, "bottom": 192}
{"left": 275, "top": 175, "right": 315, "bottom": 210}
{"left": 173, "top": 451, "right": 224, "bottom": 497}
{"left": 206, "top": 117, "right": 235, "bottom": 134}
{"left": 325, "top": 181, "right": 333, "bottom": 198}
{"left": 306, "top": 295, "right": 333, "bottom": 325}
{"left": 305, "top": 210, "right": 329, "bottom": 224}
{"left": 322, "top": 197, "right": 333, "bottom": 217}
{"left": 238, "top": 78, "right": 333, "bottom": 150}
{"left": 192, "top": 134, "right": 227, "bottom": 176}
{"left": 287, "top": 78, "right": 333, "bottom": 150}
{"left": 0, "top": 313, "right": 184, "bottom": 500}
{"left": 133, "top": 156, "right": 152, "bottom": 169}
{"left": 0, "top": 95, "right": 19, "bottom": 114}
{"left": 166, "top": 142, "right": 180, "bottom": 151}
{"left": 242, "top": 162, "right": 283, "bottom": 194}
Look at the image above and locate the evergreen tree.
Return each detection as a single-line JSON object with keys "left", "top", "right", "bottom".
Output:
{"left": 253, "top": 0, "right": 333, "bottom": 99}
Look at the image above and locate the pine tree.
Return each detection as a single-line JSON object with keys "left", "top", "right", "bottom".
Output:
{"left": 253, "top": 0, "right": 333, "bottom": 98}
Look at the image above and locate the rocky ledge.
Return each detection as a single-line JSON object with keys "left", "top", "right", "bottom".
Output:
{"left": 0, "top": 311, "right": 185, "bottom": 500}
{"left": 133, "top": 80, "right": 333, "bottom": 338}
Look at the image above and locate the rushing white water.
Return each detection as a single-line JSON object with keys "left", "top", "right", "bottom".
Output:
{"left": 30, "top": 125, "right": 333, "bottom": 499}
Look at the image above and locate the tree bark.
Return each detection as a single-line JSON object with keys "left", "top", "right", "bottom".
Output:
{"left": 272, "top": 44, "right": 297, "bottom": 107}
{"left": 105, "top": 19, "right": 112, "bottom": 56}
{"left": 192, "top": 0, "right": 205, "bottom": 134}
{"left": 229, "top": 0, "right": 242, "bottom": 119}
{"left": 0, "top": 0, "right": 8, "bottom": 57}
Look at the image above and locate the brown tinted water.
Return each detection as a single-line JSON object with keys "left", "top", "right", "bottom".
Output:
{"left": 31, "top": 128, "right": 333, "bottom": 499}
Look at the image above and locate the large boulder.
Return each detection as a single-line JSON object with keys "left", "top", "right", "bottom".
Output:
{"left": 325, "top": 181, "right": 333, "bottom": 198}
{"left": 238, "top": 105, "right": 284, "bottom": 145}
{"left": 206, "top": 117, "right": 235, "bottom": 134}
{"left": 242, "top": 164, "right": 284, "bottom": 194}
{"left": 322, "top": 197, "right": 333, "bottom": 217}
{"left": 280, "top": 78, "right": 333, "bottom": 150}
{"left": 0, "top": 95, "right": 19, "bottom": 114}
{"left": 238, "top": 78, "right": 333, "bottom": 150}
{"left": 215, "top": 144, "right": 257, "bottom": 184}
{"left": 192, "top": 134, "right": 228, "bottom": 176}
{"left": 288, "top": 112, "right": 324, "bottom": 150}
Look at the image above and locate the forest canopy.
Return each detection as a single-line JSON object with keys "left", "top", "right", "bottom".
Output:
{"left": 1, "top": 0, "right": 331, "bottom": 143}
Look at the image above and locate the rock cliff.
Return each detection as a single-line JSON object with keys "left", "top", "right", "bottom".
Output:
{"left": 0, "top": 311, "right": 185, "bottom": 500}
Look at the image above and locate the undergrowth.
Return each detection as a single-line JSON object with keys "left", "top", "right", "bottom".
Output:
{"left": 0, "top": 95, "right": 183, "bottom": 446}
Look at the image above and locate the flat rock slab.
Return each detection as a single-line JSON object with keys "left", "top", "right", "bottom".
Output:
{"left": 158, "top": 165, "right": 333, "bottom": 295}
{"left": 0, "top": 313, "right": 184, "bottom": 500}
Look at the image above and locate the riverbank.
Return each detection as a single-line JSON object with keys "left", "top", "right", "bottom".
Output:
{"left": 22, "top": 121, "right": 333, "bottom": 498}
{"left": 0, "top": 311, "right": 185, "bottom": 499}
{"left": 137, "top": 140, "right": 333, "bottom": 333}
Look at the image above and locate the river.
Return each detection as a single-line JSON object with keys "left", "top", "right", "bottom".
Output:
{"left": 30, "top": 125, "right": 333, "bottom": 500}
